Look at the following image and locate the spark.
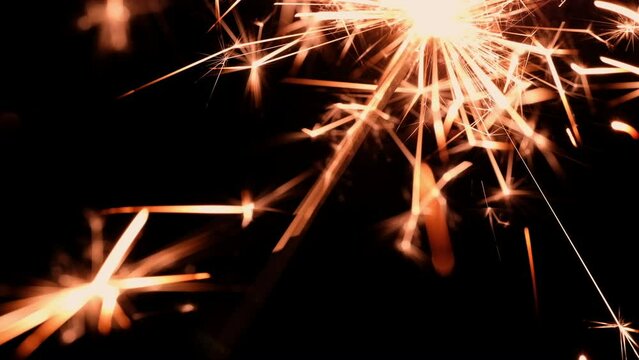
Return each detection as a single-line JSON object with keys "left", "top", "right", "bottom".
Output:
{"left": 101, "top": 172, "right": 313, "bottom": 228}
{"left": 611, "top": 120, "right": 639, "bottom": 139}
{"left": 595, "top": 1, "right": 639, "bottom": 24}
{"left": 506, "top": 127, "right": 639, "bottom": 359}
{"left": 78, "top": 0, "right": 131, "bottom": 51}
{"left": 103, "top": 204, "right": 255, "bottom": 226}
{"left": 0, "top": 210, "right": 210, "bottom": 357}
{"left": 524, "top": 227, "right": 539, "bottom": 314}
{"left": 572, "top": 57, "right": 639, "bottom": 106}
{"left": 592, "top": 315, "right": 639, "bottom": 360}
{"left": 566, "top": 128, "right": 578, "bottom": 147}
{"left": 594, "top": 1, "right": 639, "bottom": 49}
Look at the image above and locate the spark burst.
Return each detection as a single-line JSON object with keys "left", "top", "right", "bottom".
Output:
{"left": 170, "top": 0, "right": 577, "bottom": 272}
{"left": 0, "top": 210, "right": 210, "bottom": 357}
{"left": 5, "top": 0, "right": 639, "bottom": 357}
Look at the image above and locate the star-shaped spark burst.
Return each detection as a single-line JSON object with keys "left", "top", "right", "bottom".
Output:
{"left": 0, "top": 210, "right": 210, "bottom": 358}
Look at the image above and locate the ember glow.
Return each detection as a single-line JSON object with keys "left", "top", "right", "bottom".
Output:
{"left": 5, "top": 0, "right": 639, "bottom": 357}
{"left": 78, "top": 0, "right": 132, "bottom": 51}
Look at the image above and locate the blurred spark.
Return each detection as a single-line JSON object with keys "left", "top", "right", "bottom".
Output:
{"left": 524, "top": 227, "right": 539, "bottom": 314}
{"left": 78, "top": 0, "right": 131, "bottom": 51}
{"left": 0, "top": 210, "right": 209, "bottom": 357}
{"left": 611, "top": 120, "right": 639, "bottom": 139}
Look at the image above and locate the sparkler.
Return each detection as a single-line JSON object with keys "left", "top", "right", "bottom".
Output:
{"left": 5, "top": 0, "right": 639, "bottom": 357}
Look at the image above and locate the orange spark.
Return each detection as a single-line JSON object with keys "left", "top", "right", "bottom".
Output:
{"left": 420, "top": 163, "right": 454, "bottom": 276}
{"left": 566, "top": 128, "right": 578, "bottom": 148}
{"left": 524, "top": 227, "right": 539, "bottom": 314}
{"left": 611, "top": 120, "right": 639, "bottom": 140}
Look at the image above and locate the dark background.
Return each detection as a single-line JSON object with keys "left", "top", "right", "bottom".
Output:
{"left": 2, "top": 0, "right": 639, "bottom": 359}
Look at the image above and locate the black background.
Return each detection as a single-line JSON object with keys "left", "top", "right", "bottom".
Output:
{"left": 2, "top": 0, "right": 639, "bottom": 359}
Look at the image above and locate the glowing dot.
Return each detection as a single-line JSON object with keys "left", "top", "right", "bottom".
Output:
{"left": 61, "top": 329, "right": 79, "bottom": 344}
{"left": 179, "top": 303, "right": 196, "bottom": 313}
{"left": 578, "top": 354, "right": 588, "bottom": 360}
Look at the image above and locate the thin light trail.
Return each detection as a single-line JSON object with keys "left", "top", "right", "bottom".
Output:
{"left": 504, "top": 127, "right": 639, "bottom": 358}
{"left": 481, "top": 180, "right": 502, "bottom": 262}
{"left": 524, "top": 227, "right": 539, "bottom": 314}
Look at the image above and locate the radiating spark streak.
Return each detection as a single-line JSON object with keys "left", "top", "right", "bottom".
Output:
{"left": 124, "top": 236, "right": 207, "bottom": 277}
{"left": 303, "top": 114, "right": 357, "bottom": 137}
{"left": 610, "top": 88, "right": 639, "bottom": 107}
{"left": 504, "top": 128, "right": 639, "bottom": 358}
{"left": 592, "top": 317, "right": 639, "bottom": 360}
{"left": 611, "top": 120, "right": 639, "bottom": 140}
{"left": 274, "top": 34, "right": 416, "bottom": 252}
{"left": 283, "top": 77, "right": 381, "bottom": 91}
{"left": 97, "top": 285, "right": 119, "bottom": 334}
{"left": 524, "top": 227, "right": 539, "bottom": 314}
{"left": 112, "top": 273, "right": 211, "bottom": 290}
{"left": 571, "top": 63, "right": 628, "bottom": 76}
{"left": 566, "top": 128, "right": 578, "bottom": 148}
{"left": 595, "top": 1, "right": 639, "bottom": 24}
{"left": 102, "top": 205, "right": 252, "bottom": 215}
{"left": 93, "top": 210, "right": 148, "bottom": 284}
{"left": 544, "top": 51, "right": 581, "bottom": 144}
{"left": 601, "top": 57, "right": 639, "bottom": 76}
{"left": 592, "top": 81, "right": 639, "bottom": 90}
{"left": 420, "top": 163, "right": 454, "bottom": 275}
{"left": 481, "top": 181, "right": 503, "bottom": 261}
{"left": 253, "top": 171, "right": 314, "bottom": 210}
{"left": 209, "top": 0, "right": 242, "bottom": 31}
{"left": 436, "top": 161, "right": 473, "bottom": 189}
{"left": 119, "top": 50, "right": 227, "bottom": 97}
